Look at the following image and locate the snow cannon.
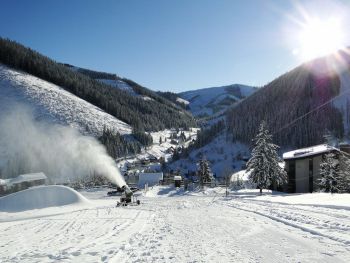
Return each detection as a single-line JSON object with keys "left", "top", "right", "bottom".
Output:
{"left": 117, "top": 185, "right": 140, "bottom": 207}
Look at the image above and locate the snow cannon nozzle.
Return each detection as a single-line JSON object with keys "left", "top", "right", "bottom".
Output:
{"left": 121, "top": 185, "right": 133, "bottom": 196}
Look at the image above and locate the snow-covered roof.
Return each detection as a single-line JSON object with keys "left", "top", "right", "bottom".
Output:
{"left": 174, "top": 176, "right": 182, "bottom": 180}
{"left": 9, "top": 172, "right": 47, "bottom": 185}
{"left": 283, "top": 144, "right": 338, "bottom": 160}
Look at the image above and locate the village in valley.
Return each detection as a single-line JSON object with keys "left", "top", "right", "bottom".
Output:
{"left": 1, "top": 1, "right": 350, "bottom": 262}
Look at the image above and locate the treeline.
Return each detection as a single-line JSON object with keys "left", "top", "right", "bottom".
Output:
{"left": 132, "top": 129, "right": 153, "bottom": 147}
{"left": 0, "top": 38, "right": 196, "bottom": 132}
{"left": 193, "top": 120, "right": 225, "bottom": 148}
{"left": 157, "top": 91, "right": 189, "bottom": 110}
{"left": 227, "top": 58, "right": 344, "bottom": 148}
{"left": 175, "top": 120, "right": 225, "bottom": 160}
{"left": 73, "top": 64, "right": 191, "bottom": 113}
{"left": 99, "top": 128, "right": 142, "bottom": 159}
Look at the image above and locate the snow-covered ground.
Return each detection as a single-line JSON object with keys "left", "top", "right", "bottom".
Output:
{"left": 0, "top": 64, "right": 132, "bottom": 136}
{"left": 1, "top": 185, "right": 349, "bottom": 262}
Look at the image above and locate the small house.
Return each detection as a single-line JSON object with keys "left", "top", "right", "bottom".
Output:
{"left": 283, "top": 144, "right": 339, "bottom": 193}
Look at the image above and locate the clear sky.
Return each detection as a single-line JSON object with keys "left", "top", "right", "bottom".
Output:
{"left": 1, "top": 0, "right": 350, "bottom": 92}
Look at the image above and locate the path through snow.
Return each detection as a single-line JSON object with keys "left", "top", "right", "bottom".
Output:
{"left": 0, "top": 189, "right": 349, "bottom": 262}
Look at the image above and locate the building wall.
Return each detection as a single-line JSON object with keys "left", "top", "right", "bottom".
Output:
{"left": 295, "top": 159, "right": 309, "bottom": 193}
{"left": 312, "top": 155, "right": 322, "bottom": 191}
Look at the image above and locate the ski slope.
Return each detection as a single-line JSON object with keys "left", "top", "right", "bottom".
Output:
{"left": 0, "top": 187, "right": 349, "bottom": 262}
{"left": 0, "top": 64, "right": 132, "bottom": 136}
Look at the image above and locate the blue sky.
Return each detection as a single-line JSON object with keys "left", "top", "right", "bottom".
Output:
{"left": 0, "top": 0, "right": 349, "bottom": 92}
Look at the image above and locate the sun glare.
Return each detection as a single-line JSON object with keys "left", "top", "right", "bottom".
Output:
{"left": 296, "top": 17, "right": 345, "bottom": 61}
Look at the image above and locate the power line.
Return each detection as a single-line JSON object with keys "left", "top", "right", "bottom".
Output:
{"left": 273, "top": 83, "right": 350, "bottom": 135}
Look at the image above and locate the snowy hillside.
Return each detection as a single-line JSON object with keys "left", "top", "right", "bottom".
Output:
{"left": 179, "top": 84, "right": 257, "bottom": 117}
{"left": 169, "top": 133, "right": 250, "bottom": 177}
{"left": 1, "top": 186, "right": 349, "bottom": 262}
{"left": 96, "top": 79, "right": 136, "bottom": 95}
{"left": 0, "top": 64, "right": 132, "bottom": 136}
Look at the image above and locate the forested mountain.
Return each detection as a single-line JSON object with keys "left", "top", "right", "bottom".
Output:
{"left": 0, "top": 38, "right": 196, "bottom": 132}
{"left": 178, "top": 84, "right": 257, "bottom": 117}
{"left": 227, "top": 49, "right": 350, "bottom": 148}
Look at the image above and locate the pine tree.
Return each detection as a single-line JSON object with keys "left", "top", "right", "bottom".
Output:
{"left": 318, "top": 152, "right": 340, "bottom": 193}
{"left": 338, "top": 153, "right": 350, "bottom": 193}
{"left": 246, "top": 121, "right": 287, "bottom": 194}
{"left": 197, "top": 157, "right": 214, "bottom": 187}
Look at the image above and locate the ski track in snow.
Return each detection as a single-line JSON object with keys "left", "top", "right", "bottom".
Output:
{"left": 0, "top": 192, "right": 349, "bottom": 262}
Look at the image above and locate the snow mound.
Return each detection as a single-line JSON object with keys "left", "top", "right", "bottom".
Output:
{"left": 0, "top": 185, "right": 90, "bottom": 212}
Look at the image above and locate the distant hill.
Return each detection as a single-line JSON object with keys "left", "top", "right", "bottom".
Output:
{"left": 0, "top": 38, "right": 196, "bottom": 132}
{"left": 178, "top": 84, "right": 257, "bottom": 117}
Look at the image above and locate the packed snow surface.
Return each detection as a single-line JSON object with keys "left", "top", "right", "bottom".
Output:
{"left": 0, "top": 186, "right": 349, "bottom": 262}
{"left": 0, "top": 64, "right": 132, "bottom": 136}
{"left": 0, "top": 185, "right": 90, "bottom": 212}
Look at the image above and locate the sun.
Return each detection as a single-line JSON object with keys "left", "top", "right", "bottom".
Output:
{"left": 296, "top": 17, "right": 345, "bottom": 61}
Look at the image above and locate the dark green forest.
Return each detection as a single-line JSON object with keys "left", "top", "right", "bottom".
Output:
{"left": 0, "top": 38, "right": 196, "bottom": 132}
{"left": 226, "top": 56, "right": 347, "bottom": 148}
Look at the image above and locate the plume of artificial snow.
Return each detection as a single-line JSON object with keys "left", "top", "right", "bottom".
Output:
{"left": 0, "top": 105, "right": 126, "bottom": 187}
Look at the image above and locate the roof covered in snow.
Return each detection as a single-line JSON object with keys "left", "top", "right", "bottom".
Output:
{"left": 283, "top": 144, "right": 339, "bottom": 160}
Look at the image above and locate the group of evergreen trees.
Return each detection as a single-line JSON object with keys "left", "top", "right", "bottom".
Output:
{"left": 132, "top": 128, "right": 153, "bottom": 147}
{"left": 318, "top": 152, "right": 350, "bottom": 193}
{"left": 99, "top": 128, "right": 141, "bottom": 159}
{"left": 191, "top": 120, "right": 225, "bottom": 149}
{"left": 0, "top": 38, "right": 196, "bottom": 133}
{"left": 156, "top": 91, "right": 189, "bottom": 110}
{"left": 226, "top": 59, "right": 344, "bottom": 148}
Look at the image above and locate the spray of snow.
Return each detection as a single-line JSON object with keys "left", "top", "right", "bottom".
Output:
{"left": 0, "top": 105, "right": 126, "bottom": 187}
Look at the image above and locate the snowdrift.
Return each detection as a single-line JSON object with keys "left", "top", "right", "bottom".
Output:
{"left": 0, "top": 185, "right": 90, "bottom": 212}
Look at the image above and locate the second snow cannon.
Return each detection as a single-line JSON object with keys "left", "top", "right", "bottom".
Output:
{"left": 117, "top": 185, "right": 140, "bottom": 206}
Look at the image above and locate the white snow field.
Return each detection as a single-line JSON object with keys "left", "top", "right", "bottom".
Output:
{"left": 0, "top": 186, "right": 349, "bottom": 263}
{"left": 0, "top": 64, "right": 132, "bottom": 136}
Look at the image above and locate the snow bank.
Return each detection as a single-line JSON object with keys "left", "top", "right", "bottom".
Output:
{"left": 250, "top": 191, "right": 350, "bottom": 210}
{"left": 0, "top": 185, "right": 90, "bottom": 212}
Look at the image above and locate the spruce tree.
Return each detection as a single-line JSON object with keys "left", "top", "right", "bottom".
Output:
{"left": 246, "top": 121, "right": 287, "bottom": 194}
{"left": 197, "top": 157, "right": 214, "bottom": 187}
{"left": 319, "top": 152, "right": 340, "bottom": 193}
{"left": 338, "top": 153, "right": 350, "bottom": 193}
